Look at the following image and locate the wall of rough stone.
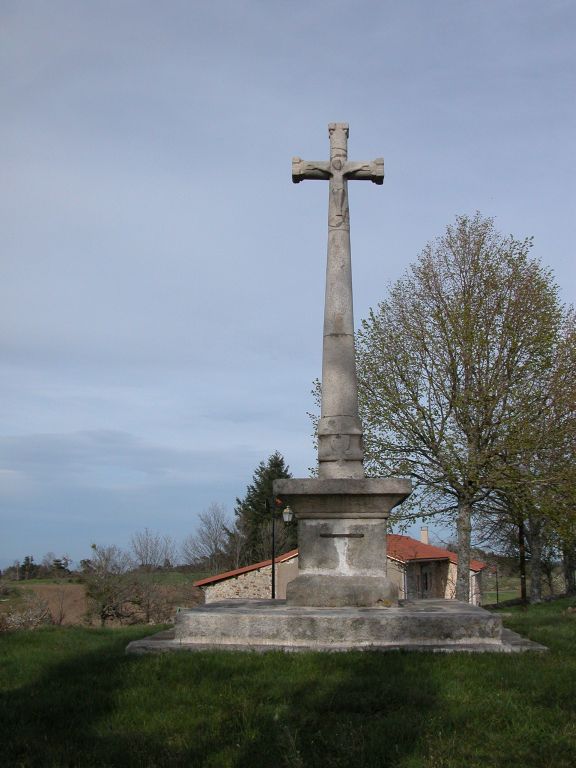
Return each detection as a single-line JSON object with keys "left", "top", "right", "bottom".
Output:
{"left": 204, "top": 558, "right": 298, "bottom": 602}
{"left": 203, "top": 554, "right": 482, "bottom": 604}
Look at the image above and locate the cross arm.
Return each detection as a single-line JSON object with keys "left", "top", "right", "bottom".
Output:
{"left": 292, "top": 157, "right": 331, "bottom": 183}
{"left": 344, "top": 158, "right": 384, "bottom": 184}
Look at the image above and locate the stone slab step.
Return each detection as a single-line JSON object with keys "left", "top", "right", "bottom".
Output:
{"left": 125, "top": 599, "right": 546, "bottom": 654}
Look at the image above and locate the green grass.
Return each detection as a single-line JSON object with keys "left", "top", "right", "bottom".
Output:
{"left": 482, "top": 589, "right": 520, "bottom": 603}
{"left": 0, "top": 600, "right": 575, "bottom": 767}
{"left": 482, "top": 572, "right": 565, "bottom": 604}
{"left": 147, "top": 570, "right": 210, "bottom": 585}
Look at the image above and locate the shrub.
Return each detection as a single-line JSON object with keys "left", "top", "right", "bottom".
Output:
{"left": 0, "top": 593, "right": 52, "bottom": 633}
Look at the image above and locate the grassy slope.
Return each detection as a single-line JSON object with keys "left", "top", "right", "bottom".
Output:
{"left": 0, "top": 600, "right": 574, "bottom": 768}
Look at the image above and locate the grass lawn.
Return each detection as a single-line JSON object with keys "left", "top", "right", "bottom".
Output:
{"left": 0, "top": 599, "right": 575, "bottom": 767}
{"left": 482, "top": 589, "right": 520, "bottom": 603}
{"left": 150, "top": 571, "right": 211, "bottom": 585}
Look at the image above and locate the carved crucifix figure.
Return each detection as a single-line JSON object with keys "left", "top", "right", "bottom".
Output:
{"left": 293, "top": 123, "right": 384, "bottom": 479}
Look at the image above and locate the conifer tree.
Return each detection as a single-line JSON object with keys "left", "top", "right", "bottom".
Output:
{"left": 234, "top": 452, "right": 294, "bottom": 564}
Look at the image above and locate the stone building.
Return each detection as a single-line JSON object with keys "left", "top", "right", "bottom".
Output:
{"left": 386, "top": 532, "right": 485, "bottom": 605}
{"left": 195, "top": 550, "right": 299, "bottom": 603}
{"left": 195, "top": 532, "right": 485, "bottom": 605}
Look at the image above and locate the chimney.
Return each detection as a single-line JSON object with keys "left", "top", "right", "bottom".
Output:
{"left": 420, "top": 527, "right": 429, "bottom": 545}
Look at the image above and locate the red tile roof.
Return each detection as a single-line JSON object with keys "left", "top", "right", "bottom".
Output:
{"left": 193, "top": 536, "right": 485, "bottom": 588}
{"left": 387, "top": 534, "right": 486, "bottom": 572}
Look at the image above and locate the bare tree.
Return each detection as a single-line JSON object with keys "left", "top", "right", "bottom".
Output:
{"left": 182, "top": 503, "right": 230, "bottom": 573}
{"left": 224, "top": 522, "right": 246, "bottom": 570}
{"left": 129, "top": 577, "right": 175, "bottom": 624}
{"left": 41, "top": 552, "right": 57, "bottom": 571}
{"left": 130, "top": 528, "right": 176, "bottom": 572}
{"left": 39, "top": 552, "right": 72, "bottom": 578}
{"left": 51, "top": 587, "right": 67, "bottom": 625}
{"left": 84, "top": 544, "right": 134, "bottom": 627}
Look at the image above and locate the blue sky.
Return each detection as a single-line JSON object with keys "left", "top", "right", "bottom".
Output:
{"left": 1, "top": 1, "right": 575, "bottom": 568}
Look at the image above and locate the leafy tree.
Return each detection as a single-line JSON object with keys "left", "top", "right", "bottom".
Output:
{"left": 234, "top": 452, "right": 294, "bottom": 564}
{"left": 356, "top": 213, "right": 564, "bottom": 601}
{"left": 20, "top": 555, "right": 39, "bottom": 580}
{"left": 492, "top": 312, "right": 576, "bottom": 601}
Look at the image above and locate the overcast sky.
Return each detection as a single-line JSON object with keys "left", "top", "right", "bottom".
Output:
{"left": 1, "top": 1, "right": 574, "bottom": 568}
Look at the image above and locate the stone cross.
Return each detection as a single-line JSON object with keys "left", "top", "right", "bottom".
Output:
{"left": 275, "top": 125, "right": 409, "bottom": 607}
{"left": 292, "top": 123, "right": 383, "bottom": 480}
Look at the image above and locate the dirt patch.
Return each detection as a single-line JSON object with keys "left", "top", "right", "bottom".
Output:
{"left": 23, "top": 583, "right": 88, "bottom": 625}
{"left": 1, "top": 580, "right": 204, "bottom": 627}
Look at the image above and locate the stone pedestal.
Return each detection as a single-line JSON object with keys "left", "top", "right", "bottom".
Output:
{"left": 274, "top": 477, "right": 411, "bottom": 607}
{"left": 127, "top": 599, "right": 547, "bottom": 654}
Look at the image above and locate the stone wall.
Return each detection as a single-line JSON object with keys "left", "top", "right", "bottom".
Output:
{"left": 203, "top": 554, "right": 482, "bottom": 604}
{"left": 445, "top": 562, "right": 482, "bottom": 605}
{"left": 470, "top": 570, "right": 482, "bottom": 606}
{"left": 204, "top": 558, "right": 298, "bottom": 603}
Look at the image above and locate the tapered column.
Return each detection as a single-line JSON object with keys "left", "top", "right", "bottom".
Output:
{"left": 318, "top": 123, "right": 364, "bottom": 480}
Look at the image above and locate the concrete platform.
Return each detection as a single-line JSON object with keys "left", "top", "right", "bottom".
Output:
{"left": 126, "top": 599, "right": 547, "bottom": 654}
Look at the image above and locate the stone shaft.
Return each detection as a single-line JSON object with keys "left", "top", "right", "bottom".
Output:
{"left": 292, "top": 123, "right": 383, "bottom": 479}
{"left": 321, "top": 123, "right": 362, "bottom": 479}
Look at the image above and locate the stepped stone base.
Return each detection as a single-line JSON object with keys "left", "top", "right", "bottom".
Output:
{"left": 126, "top": 599, "right": 547, "bottom": 654}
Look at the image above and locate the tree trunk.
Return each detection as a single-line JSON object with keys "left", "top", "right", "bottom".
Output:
{"left": 455, "top": 499, "right": 472, "bottom": 602}
{"left": 527, "top": 517, "right": 543, "bottom": 603}
{"left": 145, "top": 597, "right": 151, "bottom": 624}
{"left": 544, "top": 565, "right": 555, "bottom": 596}
{"left": 563, "top": 543, "right": 576, "bottom": 595}
{"left": 518, "top": 519, "right": 527, "bottom": 604}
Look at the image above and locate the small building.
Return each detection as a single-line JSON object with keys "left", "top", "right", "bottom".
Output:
{"left": 194, "top": 550, "right": 299, "bottom": 603}
{"left": 194, "top": 533, "right": 485, "bottom": 605}
{"left": 387, "top": 533, "right": 485, "bottom": 605}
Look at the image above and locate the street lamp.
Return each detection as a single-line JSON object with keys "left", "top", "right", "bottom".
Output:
{"left": 266, "top": 498, "right": 294, "bottom": 599}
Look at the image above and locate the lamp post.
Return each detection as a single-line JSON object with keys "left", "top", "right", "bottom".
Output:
{"left": 266, "top": 498, "right": 294, "bottom": 599}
